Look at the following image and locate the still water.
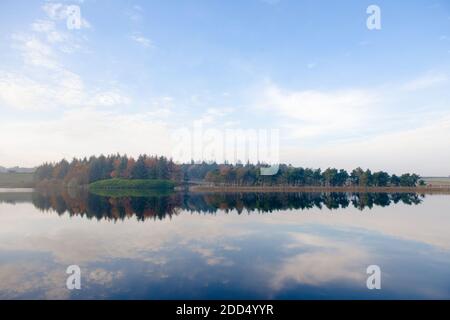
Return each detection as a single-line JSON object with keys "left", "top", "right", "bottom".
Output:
{"left": 0, "top": 189, "right": 449, "bottom": 299}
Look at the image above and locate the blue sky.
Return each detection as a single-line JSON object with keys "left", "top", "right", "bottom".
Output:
{"left": 0, "top": 0, "right": 449, "bottom": 175}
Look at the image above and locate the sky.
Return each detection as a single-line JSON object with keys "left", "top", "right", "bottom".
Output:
{"left": 0, "top": 0, "right": 449, "bottom": 175}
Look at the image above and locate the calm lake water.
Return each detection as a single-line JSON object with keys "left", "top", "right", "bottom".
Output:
{"left": 1, "top": 189, "right": 450, "bottom": 299}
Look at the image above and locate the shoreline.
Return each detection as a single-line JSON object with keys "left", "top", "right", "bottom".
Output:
{"left": 3, "top": 185, "right": 450, "bottom": 195}
{"left": 188, "top": 185, "right": 450, "bottom": 194}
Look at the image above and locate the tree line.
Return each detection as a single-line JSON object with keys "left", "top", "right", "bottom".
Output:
{"left": 188, "top": 163, "right": 422, "bottom": 187}
{"left": 34, "top": 154, "right": 182, "bottom": 187}
{"left": 34, "top": 154, "right": 423, "bottom": 187}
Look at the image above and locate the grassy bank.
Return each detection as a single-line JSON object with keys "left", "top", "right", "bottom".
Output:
{"left": 0, "top": 172, "right": 34, "bottom": 188}
{"left": 89, "top": 178, "right": 176, "bottom": 191}
{"left": 89, "top": 188, "right": 174, "bottom": 198}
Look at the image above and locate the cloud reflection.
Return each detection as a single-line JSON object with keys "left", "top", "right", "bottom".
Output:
{"left": 0, "top": 190, "right": 449, "bottom": 299}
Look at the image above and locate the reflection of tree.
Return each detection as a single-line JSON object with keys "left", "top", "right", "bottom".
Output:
{"left": 30, "top": 190, "right": 424, "bottom": 222}
{"left": 350, "top": 192, "right": 423, "bottom": 210}
{"left": 32, "top": 189, "right": 182, "bottom": 221}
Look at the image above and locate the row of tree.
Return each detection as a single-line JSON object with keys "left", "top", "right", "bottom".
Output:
{"left": 34, "top": 154, "right": 423, "bottom": 187}
{"left": 34, "top": 155, "right": 182, "bottom": 187}
{"left": 203, "top": 164, "right": 422, "bottom": 187}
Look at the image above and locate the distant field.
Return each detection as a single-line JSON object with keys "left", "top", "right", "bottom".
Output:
{"left": 423, "top": 177, "right": 450, "bottom": 186}
{"left": 0, "top": 172, "right": 34, "bottom": 188}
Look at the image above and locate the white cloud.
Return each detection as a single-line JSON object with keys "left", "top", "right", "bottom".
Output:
{"left": 127, "top": 5, "right": 144, "bottom": 22}
{"left": 0, "top": 73, "right": 52, "bottom": 110}
{"left": 88, "top": 269, "right": 123, "bottom": 286}
{"left": 130, "top": 33, "right": 152, "bottom": 48}
{"left": 271, "top": 233, "right": 368, "bottom": 289}
{"left": 0, "top": 69, "right": 132, "bottom": 111}
{"left": 0, "top": 109, "right": 172, "bottom": 166}
{"left": 402, "top": 73, "right": 448, "bottom": 91}
{"left": 89, "top": 91, "right": 131, "bottom": 107}
{"left": 0, "top": 70, "right": 83, "bottom": 110}
{"left": 31, "top": 20, "right": 55, "bottom": 33}
{"left": 145, "top": 108, "right": 173, "bottom": 120}
{"left": 198, "top": 107, "right": 235, "bottom": 124}
{"left": 261, "top": 83, "right": 376, "bottom": 138}
{"left": 282, "top": 115, "right": 450, "bottom": 176}
{"left": 253, "top": 73, "right": 450, "bottom": 175}
{"left": 190, "top": 247, "right": 232, "bottom": 266}
{"left": 42, "top": 3, "right": 65, "bottom": 20}
{"left": 8, "top": 30, "right": 73, "bottom": 103}
{"left": 30, "top": 18, "right": 71, "bottom": 45}
{"left": 12, "top": 35, "right": 59, "bottom": 69}
{"left": 1, "top": 21, "right": 128, "bottom": 111}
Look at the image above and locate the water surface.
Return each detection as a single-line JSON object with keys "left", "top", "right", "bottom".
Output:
{"left": 0, "top": 189, "right": 449, "bottom": 299}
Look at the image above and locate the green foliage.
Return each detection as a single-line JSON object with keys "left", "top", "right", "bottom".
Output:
{"left": 372, "top": 171, "right": 390, "bottom": 186}
{"left": 34, "top": 154, "right": 423, "bottom": 188}
{"left": 360, "top": 169, "right": 372, "bottom": 186}
{"left": 34, "top": 154, "right": 182, "bottom": 186}
{"left": 350, "top": 167, "right": 364, "bottom": 185}
{"left": 399, "top": 173, "right": 420, "bottom": 187}
{"left": 89, "top": 178, "right": 175, "bottom": 191}
{"left": 89, "top": 187, "right": 174, "bottom": 198}
{"left": 390, "top": 174, "right": 401, "bottom": 186}
{"left": 131, "top": 156, "right": 149, "bottom": 179}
